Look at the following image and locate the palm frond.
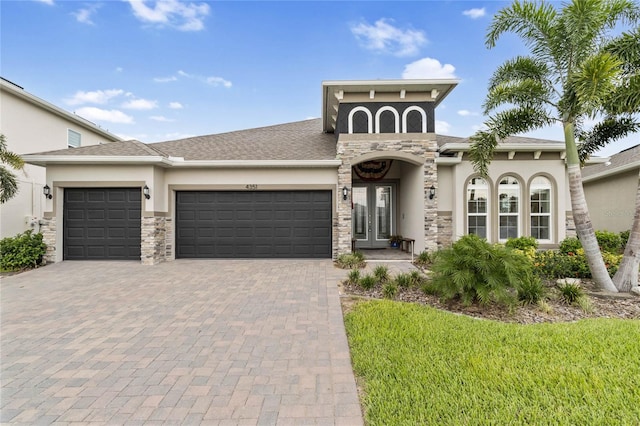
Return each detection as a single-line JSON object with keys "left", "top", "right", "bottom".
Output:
{"left": 469, "top": 131, "right": 499, "bottom": 178}
{"left": 604, "top": 75, "right": 640, "bottom": 115}
{"left": 569, "top": 51, "right": 624, "bottom": 116}
{"left": 604, "top": 28, "right": 640, "bottom": 73}
{"left": 0, "top": 134, "right": 24, "bottom": 170}
{"left": 488, "top": 56, "right": 553, "bottom": 91}
{"left": 483, "top": 79, "right": 553, "bottom": 114}
{"left": 0, "top": 166, "right": 19, "bottom": 204}
{"left": 577, "top": 116, "right": 640, "bottom": 163}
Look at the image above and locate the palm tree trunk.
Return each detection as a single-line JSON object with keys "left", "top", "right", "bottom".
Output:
{"left": 612, "top": 172, "right": 640, "bottom": 292}
{"left": 564, "top": 122, "right": 617, "bottom": 292}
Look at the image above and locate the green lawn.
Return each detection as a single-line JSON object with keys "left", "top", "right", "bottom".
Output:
{"left": 344, "top": 300, "right": 640, "bottom": 425}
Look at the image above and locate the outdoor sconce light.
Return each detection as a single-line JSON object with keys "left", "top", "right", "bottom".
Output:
{"left": 143, "top": 185, "right": 151, "bottom": 200}
{"left": 342, "top": 186, "right": 349, "bottom": 201}
{"left": 43, "top": 184, "right": 52, "bottom": 199}
{"left": 429, "top": 185, "right": 436, "bottom": 200}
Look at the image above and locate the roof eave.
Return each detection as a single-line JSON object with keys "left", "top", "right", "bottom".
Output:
{"left": 440, "top": 142, "right": 566, "bottom": 153}
{"left": 582, "top": 160, "right": 640, "bottom": 182}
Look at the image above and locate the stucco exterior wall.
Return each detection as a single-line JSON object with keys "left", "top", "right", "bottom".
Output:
{"left": 451, "top": 155, "right": 568, "bottom": 244}
{"left": 584, "top": 169, "right": 638, "bottom": 232}
{"left": 0, "top": 86, "right": 119, "bottom": 238}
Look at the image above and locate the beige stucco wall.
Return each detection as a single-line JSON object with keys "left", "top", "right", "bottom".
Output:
{"left": 584, "top": 168, "right": 638, "bottom": 232}
{"left": 0, "top": 88, "right": 119, "bottom": 238}
{"left": 452, "top": 155, "right": 568, "bottom": 245}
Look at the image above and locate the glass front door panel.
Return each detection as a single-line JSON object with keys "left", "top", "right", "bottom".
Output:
{"left": 376, "top": 186, "right": 392, "bottom": 240}
{"left": 352, "top": 187, "right": 368, "bottom": 240}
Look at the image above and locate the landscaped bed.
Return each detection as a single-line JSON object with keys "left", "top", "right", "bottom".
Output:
{"left": 344, "top": 300, "right": 640, "bottom": 425}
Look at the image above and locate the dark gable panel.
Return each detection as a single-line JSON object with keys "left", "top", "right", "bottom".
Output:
{"left": 336, "top": 102, "right": 435, "bottom": 135}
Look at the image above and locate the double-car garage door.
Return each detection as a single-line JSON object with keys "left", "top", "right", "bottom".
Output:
{"left": 175, "top": 191, "right": 332, "bottom": 258}
{"left": 63, "top": 189, "right": 332, "bottom": 260}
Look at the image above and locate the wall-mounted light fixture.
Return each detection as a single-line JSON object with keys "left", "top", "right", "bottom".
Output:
{"left": 43, "top": 184, "right": 52, "bottom": 200}
{"left": 342, "top": 186, "right": 349, "bottom": 201}
{"left": 429, "top": 185, "right": 436, "bottom": 200}
{"left": 143, "top": 185, "right": 151, "bottom": 200}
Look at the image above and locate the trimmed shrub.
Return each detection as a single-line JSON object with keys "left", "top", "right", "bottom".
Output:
{"left": 595, "top": 230, "right": 622, "bottom": 254}
{"left": 394, "top": 273, "right": 411, "bottom": 289}
{"left": 557, "top": 282, "right": 584, "bottom": 305}
{"left": 347, "top": 269, "right": 361, "bottom": 284}
{"left": 382, "top": 282, "right": 399, "bottom": 299}
{"left": 517, "top": 274, "right": 546, "bottom": 305}
{"left": 620, "top": 230, "right": 630, "bottom": 250}
{"left": 409, "top": 270, "right": 424, "bottom": 287}
{"left": 335, "top": 252, "right": 366, "bottom": 269}
{"left": 0, "top": 230, "right": 47, "bottom": 271}
{"left": 505, "top": 236, "right": 538, "bottom": 251}
{"left": 559, "top": 237, "right": 582, "bottom": 255}
{"left": 428, "top": 234, "right": 534, "bottom": 306}
{"left": 373, "top": 265, "right": 389, "bottom": 283}
{"left": 414, "top": 251, "right": 432, "bottom": 267}
{"left": 359, "top": 274, "right": 377, "bottom": 290}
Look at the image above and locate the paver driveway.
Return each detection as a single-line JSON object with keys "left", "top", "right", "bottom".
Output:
{"left": 1, "top": 260, "right": 363, "bottom": 425}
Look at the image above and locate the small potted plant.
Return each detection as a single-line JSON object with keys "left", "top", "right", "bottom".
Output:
{"left": 389, "top": 235, "right": 403, "bottom": 248}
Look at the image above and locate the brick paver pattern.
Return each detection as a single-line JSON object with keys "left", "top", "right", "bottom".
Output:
{"left": 1, "top": 260, "right": 363, "bottom": 425}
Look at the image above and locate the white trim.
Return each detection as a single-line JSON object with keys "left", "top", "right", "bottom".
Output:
{"left": 582, "top": 161, "right": 640, "bottom": 182}
{"left": 440, "top": 142, "right": 565, "bottom": 152}
{"left": 401, "top": 106, "right": 427, "bottom": 133}
{"left": 374, "top": 106, "right": 400, "bottom": 134}
{"left": 348, "top": 106, "right": 373, "bottom": 134}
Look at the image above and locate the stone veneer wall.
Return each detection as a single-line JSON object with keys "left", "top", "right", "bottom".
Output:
{"left": 565, "top": 211, "right": 576, "bottom": 238}
{"left": 436, "top": 212, "right": 453, "bottom": 249}
{"left": 336, "top": 138, "right": 438, "bottom": 257}
{"left": 164, "top": 217, "right": 173, "bottom": 261}
{"left": 141, "top": 216, "right": 166, "bottom": 265}
{"left": 40, "top": 217, "right": 57, "bottom": 264}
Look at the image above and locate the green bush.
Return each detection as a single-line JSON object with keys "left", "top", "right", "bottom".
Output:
{"left": 336, "top": 252, "right": 366, "bottom": 269}
{"left": 620, "top": 230, "right": 630, "bottom": 249}
{"left": 559, "top": 237, "right": 582, "bottom": 254}
{"left": 347, "top": 269, "right": 361, "bottom": 284}
{"left": 516, "top": 274, "right": 546, "bottom": 305}
{"left": 359, "top": 274, "right": 377, "bottom": 290}
{"left": 394, "top": 273, "right": 411, "bottom": 289}
{"left": 0, "top": 230, "right": 47, "bottom": 271}
{"left": 505, "top": 236, "right": 538, "bottom": 251}
{"left": 373, "top": 265, "right": 389, "bottom": 283}
{"left": 414, "top": 250, "right": 432, "bottom": 267}
{"left": 382, "top": 282, "right": 399, "bottom": 299}
{"left": 595, "top": 230, "right": 622, "bottom": 254}
{"left": 409, "top": 270, "right": 424, "bottom": 287}
{"left": 429, "top": 234, "right": 534, "bottom": 306}
{"left": 557, "top": 282, "right": 584, "bottom": 305}
{"left": 533, "top": 249, "right": 621, "bottom": 279}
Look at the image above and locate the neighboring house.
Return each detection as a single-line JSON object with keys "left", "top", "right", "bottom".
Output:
{"left": 0, "top": 77, "right": 121, "bottom": 239}
{"left": 24, "top": 79, "right": 575, "bottom": 265}
{"left": 582, "top": 144, "right": 640, "bottom": 233}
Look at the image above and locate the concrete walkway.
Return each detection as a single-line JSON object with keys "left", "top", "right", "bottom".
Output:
{"left": 1, "top": 260, "right": 363, "bottom": 425}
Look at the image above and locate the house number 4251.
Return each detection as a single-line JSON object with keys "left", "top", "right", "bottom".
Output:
{"left": 245, "top": 184, "right": 258, "bottom": 190}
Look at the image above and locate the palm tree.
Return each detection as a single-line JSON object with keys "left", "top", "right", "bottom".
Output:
{"left": 469, "top": 0, "right": 640, "bottom": 292}
{"left": 0, "top": 134, "right": 25, "bottom": 204}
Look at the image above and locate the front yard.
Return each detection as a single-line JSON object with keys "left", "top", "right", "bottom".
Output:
{"left": 344, "top": 300, "right": 640, "bottom": 425}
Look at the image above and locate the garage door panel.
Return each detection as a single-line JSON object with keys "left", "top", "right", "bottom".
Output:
{"left": 176, "top": 191, "right": 331, "bottom": 258}
{"left": 64, "top": 188, "right": 141, "bottom": 260}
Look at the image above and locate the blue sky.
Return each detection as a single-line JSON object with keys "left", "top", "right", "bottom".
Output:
{"left": 2, "top": 0, "right": 637, "bottom": 156}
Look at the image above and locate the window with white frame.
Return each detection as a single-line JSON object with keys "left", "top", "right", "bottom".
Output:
{"left": 68, "top": 129, "right": 81, "bottom": 148}
{"left": 467, "top": 177, "right": 488, "bottom": 238}
{"left": 498, "top": 176, "right": 520, "bottom": 240}
{"left": 530, "top": 176, "right": 552, "bottom": 240}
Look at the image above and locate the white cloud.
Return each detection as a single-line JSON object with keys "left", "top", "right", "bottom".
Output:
{"left": 169, "top": 102, "right": 183, "bottom": 109}
{"left": 121, "top": 98, "right": 158, "bottom": 110}
{"left": 75, "top": 107, "right": 134, "bottom": 124}
{"left": 35, "top": 0, "right": 54, "bottom": 5}
{"left": 472, "top": 123, "right": 489, "bottom": 132}
{"left": 435, "top": 120, "right": 451, "bottom": 134}
{"left": 206, "top": 76, "right": 232, "bottom": 88}
{"left": 463, "top": 8, "right": 486, "bottom": 19}
{"left": 154, "top": 75, "right": 178, "bottom": 83}
{"left": 402, "top": 57, "right": 457, "bottom": 79}
{"left": 116, "top": 67, "right": 123, "bottom": 72}
{"left": 65, "top": 89, "right": 124, "bottom": 106}
{"left": 350, "top": 18, "right": 426, "bottom": 57}
{"left": 150, "top": 115, "right": 174, "bottom": 122}
{"left": 126, "top": 0, "right": 210, "bottom": 31}
{"left": 72, "top": 4, "right": 101, "bottom": 25}
{"left": 458, "top": 110, "right": 479, "bottom": 117}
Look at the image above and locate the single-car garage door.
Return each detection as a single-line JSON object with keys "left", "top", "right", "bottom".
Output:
{"left": 64, "top": 188, "right": 141, "bottom": 260}
{"left": 176, "top": 191, "right": 332, "bottom": 258}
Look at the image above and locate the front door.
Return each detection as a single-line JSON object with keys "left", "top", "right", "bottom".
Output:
{"left": 352, "top": 183, "right": 395, "bottom": 249}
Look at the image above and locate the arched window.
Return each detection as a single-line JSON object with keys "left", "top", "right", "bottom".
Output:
{"left": 467, "top": 177, "right": 488, "bottom": 238}
{"left": 375, "top": 107, "right": 399, "bottom": 133}
{"left": 402, "top": 106, "right": 427, "bottom": 133}
{"left": 530, "top": 176, "right": 552, "bottom": 241}
{"left": 498, "top": 176, "right": 520, "bottom": 240}
{"left": 348, "top": 107, "right": 373, "bottom": 134}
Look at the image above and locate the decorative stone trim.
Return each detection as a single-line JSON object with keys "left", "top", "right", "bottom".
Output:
{"left": 437, "top": 212, "right": 453, "bottom": 249}
{"left": 141, "top": 216, "right": 166, "bottom": 265}
{"left": 40, "top": 217, "right": 57, "bottom": 264}
{"left": 164, "top": 217, "right": 173, "bottom": 261}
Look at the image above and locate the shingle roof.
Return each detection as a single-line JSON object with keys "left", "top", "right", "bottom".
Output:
{"left": 33, "top": 140, "right": 166, "bottom": 157}
{"left": 582, "top": 144, "right": 640, "bottom": 178}
{"left": 152, "top": 119, "right": 336, "bottom": 161}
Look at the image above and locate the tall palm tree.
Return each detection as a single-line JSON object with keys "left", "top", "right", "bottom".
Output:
{"left": 0, "top": 134, "right": 25, "bottom": 204}
{"left": 470, "top": 0, "right": 640, "bottom": 292}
